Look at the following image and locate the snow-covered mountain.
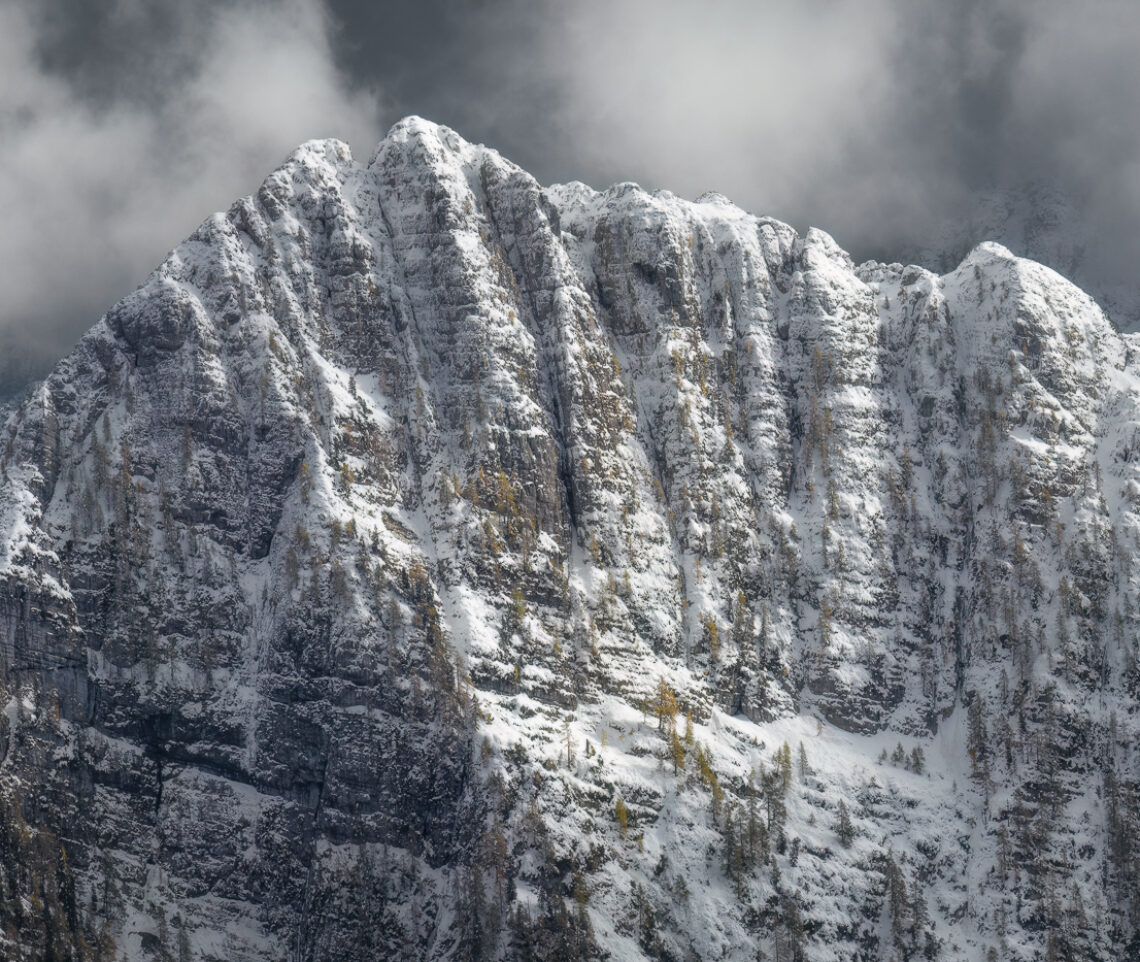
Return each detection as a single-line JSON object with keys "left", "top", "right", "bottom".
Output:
{"left": 899, "top": 182, "right": 1140, "bottom": 333}
{"left": 2, "top": 117, "right": 1139, "bottom": 961}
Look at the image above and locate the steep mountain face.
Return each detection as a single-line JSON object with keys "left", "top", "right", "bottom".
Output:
{"left": 2, "top": 117, "right": 1140, "bottom": 962}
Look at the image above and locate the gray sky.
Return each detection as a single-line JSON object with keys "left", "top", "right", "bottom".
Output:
{"left": 3, "top": 0, "right": 1139, "bottom": 397}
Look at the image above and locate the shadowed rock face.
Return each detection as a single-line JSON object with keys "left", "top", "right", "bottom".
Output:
{"left": 2, "top": 117, "right": 1140, "bottom": 961}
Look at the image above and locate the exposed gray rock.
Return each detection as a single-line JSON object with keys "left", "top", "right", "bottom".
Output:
{"left": 1, "top": 117, "right": 1138, "bottom": 961}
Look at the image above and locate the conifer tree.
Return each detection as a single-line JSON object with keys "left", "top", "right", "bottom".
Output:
{"left": 836, "top": 799, "right": 855, "bottom": 848}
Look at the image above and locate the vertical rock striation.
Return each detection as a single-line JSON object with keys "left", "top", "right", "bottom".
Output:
{"left": 1, "top": 117, "right": 1138, "bottom": 961}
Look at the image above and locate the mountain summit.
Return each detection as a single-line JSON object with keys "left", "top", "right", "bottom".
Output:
{"left": 2, "top": 118, "right": 1138, "bottom": 961}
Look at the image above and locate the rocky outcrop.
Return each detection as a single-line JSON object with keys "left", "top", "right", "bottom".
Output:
{"left": 1, "top": 117, "right": 1138, "bottom": 961}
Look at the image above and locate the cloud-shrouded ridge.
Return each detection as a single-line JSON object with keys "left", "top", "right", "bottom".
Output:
{"left": 2, "top": 0, "right": 1138, "bottom": 396}
{"left": 0, "top": 0, "right": 381, "bottom": 397}
{"left": 527, "top": 0, "right": 1140, "bottom": 305}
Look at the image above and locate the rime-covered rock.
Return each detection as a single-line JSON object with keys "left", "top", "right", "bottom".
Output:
{"left": 1, "top": 117, "right": 1139, "bottom": 961}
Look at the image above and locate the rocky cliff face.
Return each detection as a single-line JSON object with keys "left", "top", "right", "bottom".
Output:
{"left": 2, "top": 117, "right": 1139, "bottom": 962}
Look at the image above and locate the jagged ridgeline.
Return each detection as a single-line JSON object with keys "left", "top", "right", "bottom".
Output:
{"left": 1, "top": 117, "right": 1139, "bottom": 961}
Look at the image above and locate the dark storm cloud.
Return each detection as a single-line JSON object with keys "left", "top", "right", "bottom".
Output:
{"left": 324, "top": 0, "right": 576, "bottom": 181}
{"left": 2, "top": 0, "right": 1139, "bottom": 398}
